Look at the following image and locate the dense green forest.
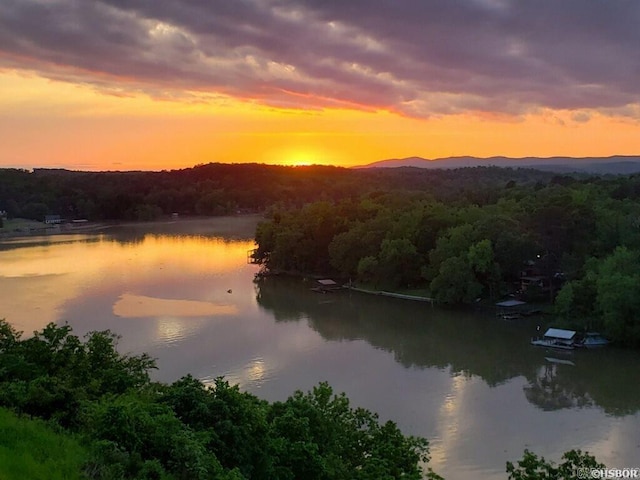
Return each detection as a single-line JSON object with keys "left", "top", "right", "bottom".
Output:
{"left": 0, "top": 321, "right": 605, "bottom": 480}
{"left": 0, "top": 163, "right": 558, "bottom": 221}
{"left": 252, "top": 171, "right": 640, "bottom": 346}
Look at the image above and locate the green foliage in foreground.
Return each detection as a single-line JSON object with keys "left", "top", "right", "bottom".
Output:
{"left": 0, "top": 320, "right": 431, "bottom": 479}
{"left": 0, "top": 407, "right": 88, "bottom": 480}
{"left": 506, "top": 449, "right": 605, "bottom": 480}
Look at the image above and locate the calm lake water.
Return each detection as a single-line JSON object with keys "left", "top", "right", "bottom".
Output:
{"left": 1, "top": 216, "right": 639, "bottom": 479}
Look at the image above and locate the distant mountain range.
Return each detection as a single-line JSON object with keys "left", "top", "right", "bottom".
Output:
{"left": 353, "top": 156, "right": 640, "bottom": 175}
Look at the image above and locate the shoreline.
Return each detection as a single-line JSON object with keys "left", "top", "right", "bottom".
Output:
{"left": 255, "top": 270, "right": 435, "bottom": 303}
{"left": 346, "top": 286, "right": 434, "bottom": 303}
{"left": 0, "top": 214, "right": 263, "bottom": 242}
{"left": 0, "top": 221, "right": 113, "bottom": 240}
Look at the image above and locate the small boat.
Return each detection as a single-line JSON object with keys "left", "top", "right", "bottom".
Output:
{"left": 531, "top": 328, "right": 576, "bottom": 350}
{"left": 576, "top": 332, "right": 609, "bottom": 348}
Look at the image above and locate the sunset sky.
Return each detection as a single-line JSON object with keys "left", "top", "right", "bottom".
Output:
{"left": 1, "top": 1, "right": 640, "bottom": 171}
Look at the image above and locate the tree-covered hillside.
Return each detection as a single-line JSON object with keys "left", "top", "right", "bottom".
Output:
{"left": 0, "top": 163, "right": 558, "bottom": 222}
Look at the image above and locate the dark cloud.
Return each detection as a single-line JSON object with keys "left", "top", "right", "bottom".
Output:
{"left": 1, "top": 0, "right": 639, "bottom": 118}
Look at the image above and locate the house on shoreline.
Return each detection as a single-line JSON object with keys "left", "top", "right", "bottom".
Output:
{"left": 44, "top": 214, "right": 62, "bottom": 224}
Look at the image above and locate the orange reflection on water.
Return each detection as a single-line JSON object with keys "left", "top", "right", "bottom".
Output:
{"left": 143, "top": 235, "right": 253, "bottom": 272}
{"left": 0, "top": 226, "right": 257, "bottom": 333}
{"left": 0, "top": 236, "right": 254, "bottom": 280}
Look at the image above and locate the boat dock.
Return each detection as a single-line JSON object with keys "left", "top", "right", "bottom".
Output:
{"left": 347, "top": 286, "right": 434, "bottom": 304}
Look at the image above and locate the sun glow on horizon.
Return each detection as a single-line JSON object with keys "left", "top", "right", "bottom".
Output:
{"left": 268, "top": 147, "right": 329, "bottom": 167}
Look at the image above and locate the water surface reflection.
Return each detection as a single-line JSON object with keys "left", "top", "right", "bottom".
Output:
{"left": 256, "top": 275, "right": 640, "bottom": 416}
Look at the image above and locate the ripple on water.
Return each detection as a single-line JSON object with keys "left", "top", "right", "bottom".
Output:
{"left": 201, "top": 357, "right": 275, "bottom": 391}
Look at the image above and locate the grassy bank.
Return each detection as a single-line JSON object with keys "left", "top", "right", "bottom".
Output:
{"left": 0, "top": 407, "right": 87, "bottom": 480}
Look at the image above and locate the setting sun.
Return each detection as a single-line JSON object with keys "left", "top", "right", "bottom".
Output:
{"left": 279, "top": 148, "right": 323, "bottom": 167}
